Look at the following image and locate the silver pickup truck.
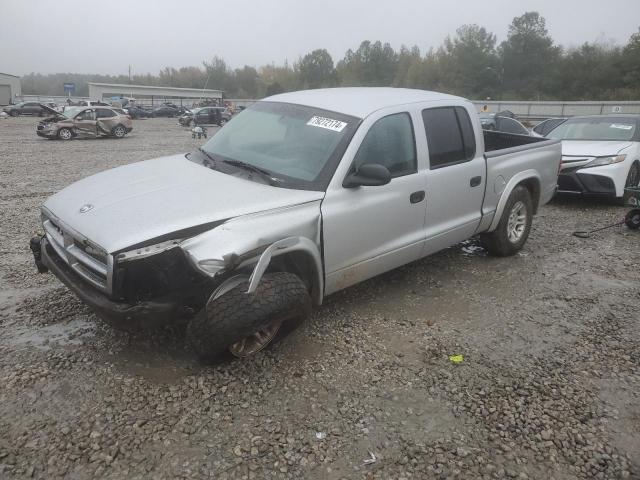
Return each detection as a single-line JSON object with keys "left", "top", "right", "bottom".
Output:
{"left": 30, "top": 88, "right": 561, "bottom": 362}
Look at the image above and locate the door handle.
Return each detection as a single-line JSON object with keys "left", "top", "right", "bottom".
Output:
{"left": 409, "top": 190, "right": 425, "bottom": 204}
{"left": 470, "top": 176, "right": 482, "bottom": 187}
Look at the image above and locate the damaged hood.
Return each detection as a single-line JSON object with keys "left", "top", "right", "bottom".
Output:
{"left": 561, "top": 140, "right": 634, "bottom": 158}
{"left": 43, "top": 154, "right": 324, "bottom": 253}
{"left": 39, "top": 103, "right": 64, "bottom": 118}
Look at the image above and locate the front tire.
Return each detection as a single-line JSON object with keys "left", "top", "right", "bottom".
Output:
{"left": 57, "top": 127, "right": 73, "bottom": 140}
{"left": 187, "top": 272, "right": 311, "bottom": 363}
{"left": 9, "top": 110, "right": 19, "bottom": 117}
{"left": 481, "top": 185, "right": 533, "bottom": 257}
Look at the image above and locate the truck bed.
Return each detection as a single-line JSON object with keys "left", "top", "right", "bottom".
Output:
{"left": 483, "top": 130, "right": 549, "bottom": 154}
{"left": 479, "top": 130, "right": 562, "bottom": 231}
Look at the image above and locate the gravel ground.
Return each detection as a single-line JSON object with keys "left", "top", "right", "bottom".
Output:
{"left": 0, "top": 116, "right": 638, "bottom": 479}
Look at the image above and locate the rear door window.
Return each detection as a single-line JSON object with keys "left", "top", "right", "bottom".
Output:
{"left": 96, "top": 108, "right": 116, "bottom": 118}
{"left": 422, "top": 107, "right": 476, "bottom": 169}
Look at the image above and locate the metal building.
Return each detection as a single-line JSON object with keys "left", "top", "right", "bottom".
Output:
{"left": 88, "top": 82, "right": 223, "bottom": 107}
{"left": 0, "top": 73, "right": 22, "bottom": 105}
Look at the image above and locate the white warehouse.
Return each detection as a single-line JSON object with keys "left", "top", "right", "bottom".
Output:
{"left": 0, "top": 72, "right": 21, "bottom": 105}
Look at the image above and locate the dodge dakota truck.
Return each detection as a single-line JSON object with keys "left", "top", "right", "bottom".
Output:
{"left": 30, "top": 88, "right": 561, "bottom": 362}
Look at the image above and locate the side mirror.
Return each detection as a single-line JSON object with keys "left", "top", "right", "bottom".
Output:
{"left": 343, "top": 163, "right": 391, "bottom": 188}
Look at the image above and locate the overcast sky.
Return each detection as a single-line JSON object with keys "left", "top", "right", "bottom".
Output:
{"left": 1, "top": 0, "right": 639, "bottom": 76}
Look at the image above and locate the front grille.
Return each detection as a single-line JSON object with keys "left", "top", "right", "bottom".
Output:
{"left": 43, "top": 215, "right": 113, "bottom": 294}
{"left": 557, "top": 174, "right": 583, "bottom": 193}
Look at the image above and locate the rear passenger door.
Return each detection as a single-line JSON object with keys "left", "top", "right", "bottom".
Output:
{"left": 421, "top": 106, "right": 485, "bottom": 256}
{"left": 73, "top": 109, "right": 98, "bottom": 137}
{"left": 96, "top": 108, "right": 117, "bottom": 134}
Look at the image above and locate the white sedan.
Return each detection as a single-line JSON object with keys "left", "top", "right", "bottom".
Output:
{"left": 548, "top": 115, "right": 640, "bottom": 202}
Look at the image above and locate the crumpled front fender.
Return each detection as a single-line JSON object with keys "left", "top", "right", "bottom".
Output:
{"left": 180, "top": 201, "right": 324, "bottom": 304}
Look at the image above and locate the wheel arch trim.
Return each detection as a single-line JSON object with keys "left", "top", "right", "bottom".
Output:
{"left": 488, "top": 170, "right": 541, "bottom": 232}
{"left": 246, "top": 237, "right": 324, "bottom": 305}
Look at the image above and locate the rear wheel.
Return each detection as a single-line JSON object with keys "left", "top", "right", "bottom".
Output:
{"left": 187, "top": 272, "right": 311, "bottom": 363}
{"left": 481, "top": 185, "right": 533, "bottom": 256}
{"left": 58, "top": 127, "right": 73, "bottom": 140}
{"left": 112, "top": 125, "right": 126, "bottom": 138}
{"left": 625, "top": 209, "right": 640, "bottom": 230}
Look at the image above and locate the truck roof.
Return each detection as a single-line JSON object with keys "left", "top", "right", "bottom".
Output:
{"left": 264, "top": 87, "right": 464, "bottom": 119}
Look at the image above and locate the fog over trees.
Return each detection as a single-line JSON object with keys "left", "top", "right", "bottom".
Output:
{"left": 21, "top": 12, "right": 640, "bottom": 101}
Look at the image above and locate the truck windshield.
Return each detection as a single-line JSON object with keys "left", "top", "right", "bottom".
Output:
{"left": 196, "top": 101, "right": 359, "bottom": 190}
{"left": 548, "top": 118, "right": 637, "bottom": 142}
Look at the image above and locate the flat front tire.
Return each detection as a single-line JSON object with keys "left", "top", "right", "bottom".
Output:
{"left": 481, "top": 185, "right": 533, "bottom": 256}
{"left": 187, "top": 272, "right": 311, "bottom": 363}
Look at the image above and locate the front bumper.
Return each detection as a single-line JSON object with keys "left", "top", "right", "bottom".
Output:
{"left": 36, "top": 128, "right": 57, "bottom": 138}
{"left": 34, "top": 236, "right": 178, "bottom": 328}
{"left": 557, "top": 167, "right": 617, "bottom": 197}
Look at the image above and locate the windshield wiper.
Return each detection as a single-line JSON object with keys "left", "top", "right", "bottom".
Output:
{"left": 197, "top": 147, "right": 217, "bottom": 168}
{"left": 220, "top": 159, "right": 282, "bottom": 185}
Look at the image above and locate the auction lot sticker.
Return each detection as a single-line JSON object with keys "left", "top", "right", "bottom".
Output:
{"left": 307, "top": 116, "right": 347, "bottom": 132}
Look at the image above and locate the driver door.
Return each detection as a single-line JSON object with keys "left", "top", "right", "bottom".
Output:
{"left": 322, "top": 110, "right": 428, "bottom": 294}
{"left": 73, "top": 109, "right": 97, "bottom": 137}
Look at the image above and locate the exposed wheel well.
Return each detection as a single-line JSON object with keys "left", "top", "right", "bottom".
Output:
{"left": 518, "top": 177, "right": 541, "bottom": 214}
{"left": 267, "top": 251, "right": 322, "bottom": 305}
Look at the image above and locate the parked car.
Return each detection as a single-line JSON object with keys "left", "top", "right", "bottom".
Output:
{"left": 547, "top": 115, "right": 640, "bottom": 201}
{"left": 532, "top": 118, "right": 567, "bottom": 137}
{"left": 479, "top": 112, "right": 531, "bottom": 136}
{"left": 36, "top": 105, "right": 133, "bottom": 140}
{"left": 178, "top": 106, "right": 230, "bottom": 127}
{"left": 152, "top": 105, "right": 181, "bottom": 117}
{"left": 72, "top": 100, "right": 112, "bottom": 107}
{"left": 2, "top": 101, "right": 48, "bottom": 117}
{"left": 126, "top": 105, "right": 153, "bottom": 119}
{"left": 30, "top": 88, "right": 560, "bottom": 361}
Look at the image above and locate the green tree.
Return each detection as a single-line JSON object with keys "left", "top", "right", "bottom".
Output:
{"left": 298, "top": 49, "right": 335, "bottom": 88}
{"left": 436, "top": 25, "right": 501, "bottom": 98}
{"left": 553, "top": 42, "right": 623, "bottom": 100}
{"left": 202, "top": 56, "right": 236, "bottom": 95}
{"left": 235, "top": 66, "right": 260, "bottom": 97}
{"left": 500, "top": 12, "right": 560, "bottom": 99}
{"left": 337, "top": 41, "right": 398, "bottom": 86}
{"left": 394, "top": 45, "right": 422, "bottom": 87}
{"left": 621, "top": 28, "right": 640, "bottom": 95}
{"left": 265, "top": 81, "right": 284, "bottom": 96}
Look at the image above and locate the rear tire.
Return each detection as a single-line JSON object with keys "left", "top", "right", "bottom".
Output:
{"left": 187, "top": 272, "right": 311, "bottom": 364}
{"left": 481, "top": 185, "right": 533, "bottom": 257}
{"left": 625, "top": 209, "right": 640, "bottom": 230}
{"left": 112, "top": 124, "right": 126, "bottom": 138}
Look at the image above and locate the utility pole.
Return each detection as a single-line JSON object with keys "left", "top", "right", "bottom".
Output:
{"left": 128, "top": 65, "right": 132, "bottom": 84}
